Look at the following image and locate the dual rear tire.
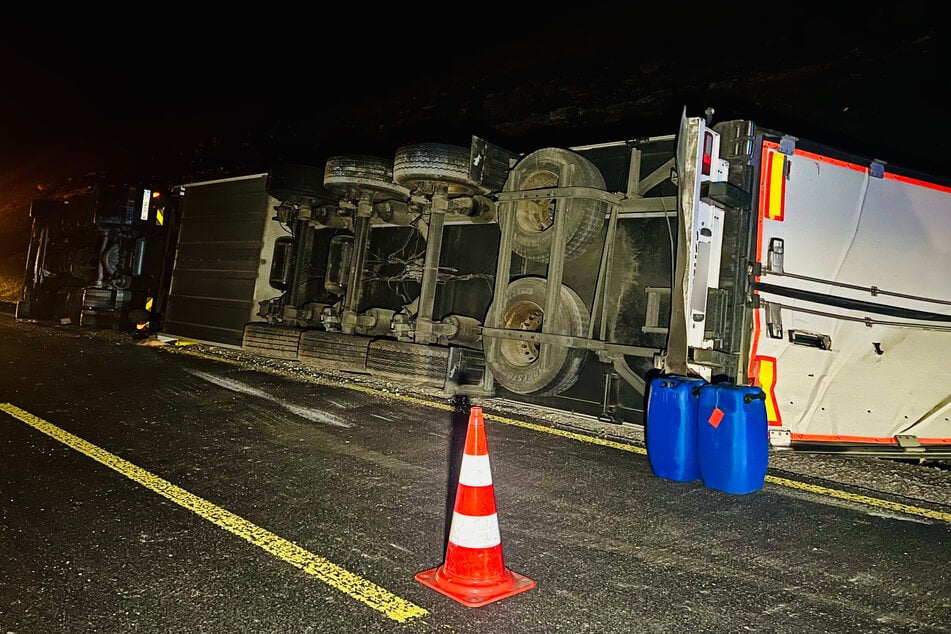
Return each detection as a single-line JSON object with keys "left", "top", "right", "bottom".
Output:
{"left": 485, "top": 276, "right": 590, "bottom": 396}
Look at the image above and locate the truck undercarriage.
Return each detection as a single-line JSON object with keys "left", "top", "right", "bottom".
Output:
{"left": 21, "top": 110, "right": 943, "bottom": 458}
{"left": 236, "top": 121, "right": 753, "bottom": 427}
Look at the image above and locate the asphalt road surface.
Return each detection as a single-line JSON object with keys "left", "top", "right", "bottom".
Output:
{"left": 1, "top": 311, "right": 949, "bottom": 633}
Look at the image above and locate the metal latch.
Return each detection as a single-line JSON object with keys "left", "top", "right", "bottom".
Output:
{"left": 767, "top": 238, "right": 784, "bottom": 275}
{"left": 869, "top": 160, "right": 886, "bottom": 179}
{"left": 895, "top": 434, "right": 922, "bottom": 449}
{"left": 778, "top": 135, "right": 798, "bottom": 155}
{"left": 788, "top": 330, "right": 832, "bottom": 350}
{"left": 769, "top": 429, "right": 792, "bottom": 447}
{"left": 766, "top": 301, "right": 783, "bottom": 339}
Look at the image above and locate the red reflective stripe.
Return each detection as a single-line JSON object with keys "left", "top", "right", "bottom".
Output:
{"left": 442, "top": 542, "right": 506, "bottom": 581}
{"left": 748, "top": 309, "right": 762, "bottom": 382}
{"left": 885, "top": 171, "right": 951, "bottom": 193}
{"left": 464, "top": 409, "right": 488, "bottom": 456}
{"left": 792, "top": 433, "right": 951, "bottom": 445}
{"left": 454, "top": 483, "right": 497, "bottom": 517}
{"left": 771, "top": 145, "right": 951, "bottom": 193}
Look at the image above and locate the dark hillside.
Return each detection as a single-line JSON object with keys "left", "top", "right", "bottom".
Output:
{"left": 0, "top": 13, "right": 942, "bottom": 302}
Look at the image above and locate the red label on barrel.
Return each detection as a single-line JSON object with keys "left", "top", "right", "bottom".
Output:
{"left": 708, "top": 407, "right": 724, "bottom": 428}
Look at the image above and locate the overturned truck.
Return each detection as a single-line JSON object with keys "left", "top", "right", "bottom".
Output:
{"left": 17, "top": 184, "right": 176, "bottom": 333}
{"left": 159, "top": 109, "right": 951, "bottom": 457}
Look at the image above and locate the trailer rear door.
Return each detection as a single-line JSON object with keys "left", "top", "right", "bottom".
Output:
{"left": 748, "top": 139, "right": 951, "bottom": 454}
{"left": 161, "top": 174, "right": 282, "bottom": 347}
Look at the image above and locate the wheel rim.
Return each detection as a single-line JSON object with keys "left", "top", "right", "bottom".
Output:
{"left": 486, "top": 275, "right": 591, "bottom": 396}
{"left": 499, "top": 299, "right": 545, "bottom": 367}
{"left": 502, "top": 147, "right": 606, "bottom": 262}
{"left": 514, "top": 170, "right": 557, "bottom": 234}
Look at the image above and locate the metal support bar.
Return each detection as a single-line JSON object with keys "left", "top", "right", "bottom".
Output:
{"left": 483, "top": 178, "right": 521, "bottom": 393}
{"left": 480, "top": 326, "right": 660, "bottom": 358}
{"left": 625, "top": 147, "right": 642, "bottom": 197}
{"left": 635, "top": 156, "right": 675, "bottom": 196}
{"left": 286, "top": 217, "right": 310, "bottom": 307}
{"left": 593, "top": 203, "right": 620, "bottom": 340}
{"left": 340, "top": 193, "right": 373, "bottom": 334}
{"left": 414, "top": 185, "right": 449, "bottom": 344}
{"left": 536, "top": 162, "right": 573, "bottom": 375}
{"left": 496, "top": 185, "right": 620, "bottom": 205}
{"left": 611, "top": 355, "right": 647, "bottom": 394}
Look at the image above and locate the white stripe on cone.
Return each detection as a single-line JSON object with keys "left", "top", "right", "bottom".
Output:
{"left": 447, "top": 512, "right": 502, "bottom": 549}
{"left": 458, "top": 453, "right": 492, "bottom": 487}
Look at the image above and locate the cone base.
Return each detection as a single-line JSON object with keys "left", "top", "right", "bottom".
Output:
{"left": 415, "top": 564, "right": 536, "bottom": 608}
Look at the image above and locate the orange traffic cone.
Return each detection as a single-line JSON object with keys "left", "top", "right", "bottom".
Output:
{"left": 415, "top": 405, "right": 536, "bottom": 607}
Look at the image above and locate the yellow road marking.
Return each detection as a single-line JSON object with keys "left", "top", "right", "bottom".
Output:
{"left": 765, "top": 474, "right": 951, "bottom": 523}
{"left": 172, "top": 347, "right": 642, "bottom": 452}
{"left": 164, "top": 347, "right": 951, "bottom": 525}
{"left": 482, "top": 411, "right": 646, "bottom": 454}
{"left": 0, "top": 402, "right": 429, "bottom": 625}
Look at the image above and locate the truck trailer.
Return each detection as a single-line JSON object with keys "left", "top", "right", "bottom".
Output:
{"left": 144, "top": 108, "right": 951, "bottom": 457}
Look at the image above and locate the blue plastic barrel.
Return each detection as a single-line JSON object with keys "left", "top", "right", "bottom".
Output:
{"left": 645, "top": 375, "right": 707, "bottom": 482}
{"left": 697, "top": 383, "right": 769, "bottom": 494}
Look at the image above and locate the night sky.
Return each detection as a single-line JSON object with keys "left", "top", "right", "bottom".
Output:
{"left": 2, "top": 12, "right": 945, "bottom": 182}
{"left": 0, "top": 9, "right": 945, "bottom": 285}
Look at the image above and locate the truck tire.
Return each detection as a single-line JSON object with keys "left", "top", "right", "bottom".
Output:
{"left": 485, "top": 276, "right": 590, "bottom": 396}
{"left": 500, "top": 147, "right": 606, "bottom": 262}
{"left": 323, "top": 155, "right": 409, "bottom": 202}
{"left": 55, "top": 286, "right": 85, "bottom": 324}
{"left": 366, "top": 339, "right": 449, "bottom": 388}
{"left": 392, "top": 143, "right": 486, "bottom": 195}
{"left": 266, "top": 163, "right": 335, "bottom": 203}
{"left": 299, "top": 330, "right": 371, "bottom": 372}
{"left": 241, "top": 323, "right": 302, "bottom": 360}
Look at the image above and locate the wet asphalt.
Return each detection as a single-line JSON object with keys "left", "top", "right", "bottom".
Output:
{"left": 1, "top": 312, "right": 949, "bottom": 634}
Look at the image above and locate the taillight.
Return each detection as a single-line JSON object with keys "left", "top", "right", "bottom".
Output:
{"left": 701, "top": 131, "right": 714, "bottom": 176}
